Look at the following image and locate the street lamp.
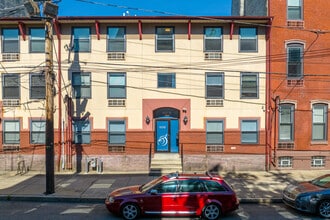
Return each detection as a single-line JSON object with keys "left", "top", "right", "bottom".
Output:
{"left": 25, "top": 0, "right": 58, "bottom": 195}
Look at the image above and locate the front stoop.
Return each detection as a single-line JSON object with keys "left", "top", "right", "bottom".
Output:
{"left": 150, "top": 153, "right": 182, "bottom": 175}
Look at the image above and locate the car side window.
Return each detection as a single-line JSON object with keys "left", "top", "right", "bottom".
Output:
{"left": 179, "top": 179, "right": 204, "bottom": 192}
{"left": 204, "top": 180, "right": 227, "bottom": 192}
{"left": 153, "top": 180, "right": 178, "bottom": 193}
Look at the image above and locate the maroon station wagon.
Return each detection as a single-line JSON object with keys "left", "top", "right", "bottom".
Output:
{"left": 105, "top": 172, "right": 239, "bottom": 220}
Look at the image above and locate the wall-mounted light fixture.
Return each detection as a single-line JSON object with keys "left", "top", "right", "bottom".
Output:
{"left": 145, "top": 116, "right": 150, "bottom": 124}
{"left": 183, "top": 116, "right": 188, "bottom": 125}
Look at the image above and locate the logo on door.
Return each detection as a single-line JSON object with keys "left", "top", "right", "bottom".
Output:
{"left": 157, "top": 134, "right": 168, "bottom": 147}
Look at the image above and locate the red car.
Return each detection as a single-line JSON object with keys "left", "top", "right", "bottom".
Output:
{"left": 105, "top": 172, "right": 239, "bottom": 220}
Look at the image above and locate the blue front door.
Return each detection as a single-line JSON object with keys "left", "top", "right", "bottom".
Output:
{"left": 156, "top": 119, "right": 179, "bottom": 153}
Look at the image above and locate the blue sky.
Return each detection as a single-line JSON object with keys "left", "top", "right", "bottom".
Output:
{"left": 58, "top": 0, "right": 232, "bottom": 16}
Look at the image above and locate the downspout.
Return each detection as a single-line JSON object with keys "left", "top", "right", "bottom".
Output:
{"left": 54, "top": 19, "right": 62, "bottom": 172}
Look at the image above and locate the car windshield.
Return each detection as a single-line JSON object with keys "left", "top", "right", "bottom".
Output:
{"left": 311, "top": 175, "right": 330, "bottom": 188}
{"left": 139, "top": 176, "right": 164, "bottom": 193}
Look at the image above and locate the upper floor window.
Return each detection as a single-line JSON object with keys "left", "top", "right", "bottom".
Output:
{"left": 3, "top": 120, "right": 20, "bottom": 145}
{"left": 108, "top": 73, "right": 126, "bottom": 98}
{"left": 72, "top": 27, "right": 90, "bottom": 52}
{"left": 312, "top": 104, "right": 328, "bottom": 141}
{"left": 206, "top": 120, "right": 224, "bottom": 145}
{"left": 206, "top": 72, "right": 224, "bottom": 99}
{"left": 72, "top": 72, "right": 91, "bottom": 98}
{"left": 241, "top": 119, "right": 258, "bottom": 144}
{"left": 73, "top": 119, "right": 90, "bottom": 144}
{"left": 287, "top": 43, "right": 303, "bottom": 78}
{"left": 30, "top": 120, "right": 46, "bottom": 144}
{"left": 239, "top": 27, "right": 257, "bottom": 52}
{"left": 279, "top": 104, "right": 294, "bottom": 142}
{"left": 241, "top": 72, "right": 259, "bottom": 99}
{"left": 29, "top": 27, "right": 45, "bottom": 53}
{"left": 157, "top": 73, "right": 176, "bottom": 88}
{"left": 108, "top": 120, "right": 126, "bottom": 145}
{"left": 30, "top": 73, "right": 45, "bottom": 99}
{"left": 2, "top": 74, "right": 20, "bottom": 99}
{"left": 156, "top": 27, "right": 174, "bottom": 52}
{"left": 2, "top": 28, "right": 19, "bottom": 53}
{"left": 107, "top": 27, "right": 126, "bottom": 52}
{"left": 287, "top": 0, "right": 302, "bottom": 20}
{"left": 204, "top": 27, "right": 222, "bottom": 52}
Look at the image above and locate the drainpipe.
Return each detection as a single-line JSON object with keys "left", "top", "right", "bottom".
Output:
{"left": 54, "top": 20, "right": 62, "bottom": 172}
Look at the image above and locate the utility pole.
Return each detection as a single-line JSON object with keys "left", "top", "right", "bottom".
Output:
{"left": 45, "top": 14, "right": 55, "bottom": 195}
{"left": 24, "top": 0, "right": 58, "bottom": 195}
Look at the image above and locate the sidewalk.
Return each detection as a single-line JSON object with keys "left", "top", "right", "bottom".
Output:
{"left": 0, "top": 170, "right": 329, "bottom": 204}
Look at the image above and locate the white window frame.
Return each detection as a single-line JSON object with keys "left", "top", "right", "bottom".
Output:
{"left": 278, "top": 156, "right": 293, "bottom": 168}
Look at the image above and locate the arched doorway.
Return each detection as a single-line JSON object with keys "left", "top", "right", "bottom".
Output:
{"left": 154, "top": 107, "right": 179, "bottom": 153}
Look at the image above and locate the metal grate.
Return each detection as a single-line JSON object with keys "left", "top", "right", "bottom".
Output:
{"left": 107, "top": 52, "right": 125, "bottom": 60}
{"left": 204, "top": 52, "right": 222, "bottom": 60}
{"left": 2, "top": 53, "right": 20, "bottom": 62}
{"left": 206, "top": 145, "right": 224, "bottom": 152}
{"left": 206, "top": 99, "right": 223, "bottom": 107}
{"left": 108, "top": 146, "right": 125, "bottom": 152}
{"left": 3, "top": 99, "right": 20, "bottom": 107}
{"left": 108, "top": 99, "right": 126, "bottom": 107}
{"left": 287, "top": 21, "right": 304, "bottom": 29}
{"left": 3, "top": 145, "right": 20, "bottom": 152}
{"left": 277, "top": 142, "right": 294, "bottom": 150}
{"left": 287, "top": 79, "right": 304, "bottom": 87}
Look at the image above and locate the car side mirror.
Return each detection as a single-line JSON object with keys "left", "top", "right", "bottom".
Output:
{"left": 150, "top": 189, "right": 158, "bottom": 195}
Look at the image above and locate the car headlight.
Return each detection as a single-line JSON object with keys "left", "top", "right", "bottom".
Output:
{"left": 108, "top": 196, "right": 115, "bottom": 203}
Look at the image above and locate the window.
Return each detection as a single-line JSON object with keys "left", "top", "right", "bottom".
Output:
{"left": 156, "top": 27, "right": 174, "bottom": 52}
{"left": 279, "top": 104, "right": 294, "bottom": 142}
{"left": 311, "top": 156, "right": 325, "bottom": 168}
{"left": 73, "top": 119, "right": 90, "bottom": 144}
{"left": 204, "top": 27, "right": 222, "bottom": 52}
{"left": 241, "top": 72, "right": 258, "bottom": 98}
{"left": 239, "top": 27, "right": 257, "bottom": 52}
{"left": 2, "top": 74, "right": 20, "bottom": 99}
{"left": 206, "top": 73, "right": 224, "bottom": 98}
{"left": 158, "top": 73, "right": 176, "bottom": 88}
{"left": 108, "top": 73, "right": 126, "bottom": 98}
{"left": 2, "top": 28, "right": 19, "bottom": 53}
{"left": 312, "top": 104, "right": 328, "bottom": 141}
{"left": 30, "top": 73, "right": 45, "bottom": 99}
{"left": 204, "top": 180, "right": 227, "bottom": 192}
{"left": 154, "top": 180, "right": 178, "bottom": 193}
{"left": 3, "top": 120, "right": 20, "bottom": 144}
{"left": 241, "top": 120, "right": 258, "bottom": 144}
{"left": 206, "top": 120, "right": 224, "bottom": 145}
{"left": 72, "top": 72, "right": 91, "bottom": 98}
{"left": 29, "top": 28, "right": 45, "bottom": 53}
{"left": 72, "top": 27, "right": 90, "bottom": 52}
{"left": 179, "top": 179, "right": 204, "bottom": 192}
{"left": 107, "top": 27, "right": 126, "bottom": 52}
{"left": 30, "top": 120, "right": 45, "bottom": 144}
{"left": 287, "top": 0, "right": 302, "bottom": 20}
{"left": 287, "top": 43, "right": 303, "bottom": 78}
{"left": 108, "top": 120, "right": 126, "bottom": 145}
{"left": 278, "top": 156, "right": 293, "bottom": 168}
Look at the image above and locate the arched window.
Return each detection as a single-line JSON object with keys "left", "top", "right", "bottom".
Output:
{"left": 287, "top": 43, "right": 304, "bottom": 78}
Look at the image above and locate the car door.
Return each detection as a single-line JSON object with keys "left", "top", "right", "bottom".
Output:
{"left": 176, "top": 179, "right": 205, "bottom": 215}
{"left": 143, "top": 180, "right": 179, "bottom": 215}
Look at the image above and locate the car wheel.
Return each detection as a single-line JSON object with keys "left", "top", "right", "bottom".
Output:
{"left": 121, "top": 203, "right": 140, "bottom": 220}
{"left": 319, "top": 200, "right": 330, "bottom": 218}
{"left": 202, "top": 203, "right": 221, "bottom": 220}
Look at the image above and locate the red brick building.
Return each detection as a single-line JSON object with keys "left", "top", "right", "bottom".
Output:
{"left": 267, "top": 0, "right": 330, "bottom": 169}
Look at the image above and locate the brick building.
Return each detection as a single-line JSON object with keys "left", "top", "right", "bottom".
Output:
{"left": 267, "top": 0, "right": 330, "bottom": 170}
{"left": 0, "top": 15, "right": 271, "bottom": 173}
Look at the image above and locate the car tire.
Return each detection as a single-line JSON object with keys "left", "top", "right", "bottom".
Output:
{"left": 121, "top": 203, "right": 140, "bottom": 220}
{"left": 202, "top": 203, "right": 221, "bottom": 220}
{"left": 318, "top": 200, "right": 330, "bottom": 218}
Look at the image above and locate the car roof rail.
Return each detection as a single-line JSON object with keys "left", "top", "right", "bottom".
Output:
{"left": 205, "top": 171, "right": 213, "bottom": 179}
